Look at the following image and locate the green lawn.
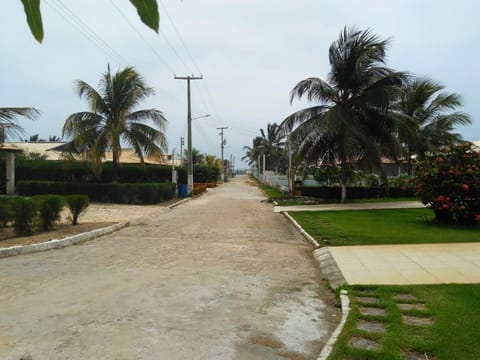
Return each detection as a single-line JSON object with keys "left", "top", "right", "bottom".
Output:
{"left": 329, "top": 284, "right": 480, "bottom": 360}
{"left": 290, "top": 208, "right": 480, "bottom": 246}
{"left": 276, "top": 197, "right": 417, "bottom": 206}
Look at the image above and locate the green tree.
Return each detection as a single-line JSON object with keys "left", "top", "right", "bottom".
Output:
{"left": 0, "top": 107, "right": 39, "bottom": 142}
{"left": 281, "top": 26, "right": 405, "bottom": 202}
{"left": 396, "top": 77, "right": 471, "bottom": 175}
{"left": 257, "top": 123, "right": 287, "bottom": 173}
{"left": 242, "top": 136, "right": 263, "bottom": 168}
{"left": 62, "top": 65, "right": 167, "bottom": 183}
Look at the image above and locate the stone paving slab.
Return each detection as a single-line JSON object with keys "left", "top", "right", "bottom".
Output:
{"left": 274, "top": 201, "right": 424, "bottom": 213}
{"left": 328, "top": 243, "right": 480, "bottom": 285}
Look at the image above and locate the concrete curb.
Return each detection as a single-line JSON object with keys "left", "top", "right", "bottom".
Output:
{"left": 317, "top": 290, "right": 350, "bottom": 360}
{"left": 0, "top": 222, "right": 129, "bottom": 259}
{"left": 167, "top": 197, "right": 191, "bottom": 209}
{"left": 313, "top": 247, "right": 347, "bottom": 290}
{"left": 282, "top": 211, "right": 320, "bottom": 248}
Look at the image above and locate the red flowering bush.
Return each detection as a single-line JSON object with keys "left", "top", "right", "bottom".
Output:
{"left": 414, "top": 142, "right": 480, "bottom": 224}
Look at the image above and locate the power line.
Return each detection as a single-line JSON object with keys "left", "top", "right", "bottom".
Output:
{"left": 108, "top": 0, "right": 176, "bottom": 74}
{"left": 158, "top": 0, "right": 203, "bottom": 75}
{"left": 45, "top": 0, "right": 128, "bottom": 64}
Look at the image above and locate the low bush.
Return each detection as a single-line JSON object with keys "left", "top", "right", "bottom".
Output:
{"left": 11, "top": 197, "right": 39, "bottom": 235}
{"left": 65, "top": 194, "right": 90, "bottom": 225}
{"left": 35, "top": 195, "right": 65, "bottom": 230}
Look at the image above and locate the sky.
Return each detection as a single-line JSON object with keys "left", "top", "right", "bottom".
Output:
{"left": 1, "top": 0, "right": 479, "bottom": 169}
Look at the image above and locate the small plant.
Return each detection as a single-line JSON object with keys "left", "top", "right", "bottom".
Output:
{"left": 35, "top": 195, "right": 65, "bottom": 230}
{"left": 65, "top": 195, "right": 90, "bottom": 225}
{"left": 11, "top": 197, "right": 39, "bottom": 235}
{"left": 415, "top": 142, "right": 480, "bottom": 224}
{"left": 0, "top": 198, "right": 14, "bottom": 228}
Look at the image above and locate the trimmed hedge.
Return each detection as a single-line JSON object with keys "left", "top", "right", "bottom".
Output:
{"left": 300, "top": 186, "right": 415, "bottom": 199}
{"left": 17, "top": 181, "right": 175, "bottom": 204}
{"left": 4, "top": 160, "right": 174, "bottom": 183}
{"left": 176, "top": 165, "right": 220, "bottom": 184}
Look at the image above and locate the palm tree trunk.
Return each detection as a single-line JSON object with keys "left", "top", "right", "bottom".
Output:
{"left": 112, "top": 150, "right": 119, "bottom": 183}
{"left": 340, "top": 162, "right": 348, "bottom": 203}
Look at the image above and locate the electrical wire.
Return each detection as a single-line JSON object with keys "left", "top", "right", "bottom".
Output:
{"left": 45, "top": 0, "right": 128, "bottom": 64}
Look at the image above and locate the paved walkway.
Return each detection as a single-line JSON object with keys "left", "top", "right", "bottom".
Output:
{"left": 274, "top": 201, "right": 424, "bottom": 213}
{"left": 0, "top": 176, "right": 338, "bottom": 360}
{"left": 328, "top": 243, "right": 480, "bottom": 285}
{"left": 279, "top": 201, "right": 480, "bottom": 286}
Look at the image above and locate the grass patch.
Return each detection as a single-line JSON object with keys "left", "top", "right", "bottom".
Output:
{"left": 290, "top": 208, "right": 480, "bottom": 246}
{"left": 251, "top": 177, "right": 283, "bottom": 198}
{"left": 329, "top": 284, "right": 480, "bottom": 359}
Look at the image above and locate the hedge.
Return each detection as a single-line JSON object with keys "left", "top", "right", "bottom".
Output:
{"left": 1, "top": 160, "right": 174, "bottom": 183}
{"left": 176, "top": 165, "right": 220, "bottom": 184}
{"left": 17, "top": 181, "right": 176, "bottom": 204}
{"left": 300, "top": 186, "right": 415, "bottom": 199}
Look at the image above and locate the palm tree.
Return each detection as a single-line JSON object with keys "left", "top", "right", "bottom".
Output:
{"left": 396, "top": 77, "right": 471, "bottom": 175}
{"left": 62, "top": 65, "right": 167, "bottom": 182}
{"left": 242, "top": 136, "right": 263, "bottom": 169}
{"left": 281, "top": 26, "right": 405, "bottom": 202}
{"left": 258, "top": 123, "right": 287, "bottom": 173}
{"left": 0, "top": 107, "right": 39, "bottom": 143}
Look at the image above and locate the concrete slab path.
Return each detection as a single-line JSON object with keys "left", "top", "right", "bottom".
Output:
{"left": 0, "top": 176, "right": 338, "bottom": 360}
{"left": 274, "top": 201, "right": 424, "bottom": 213}
{"left": 328, "top": 243, "right": 480, "bottom": 285}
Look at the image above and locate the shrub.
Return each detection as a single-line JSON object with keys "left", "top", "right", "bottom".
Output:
{"left": 35, "top": 195, "right": 65, "bottom": 230}
{"left": 415, "top": 142, "right": 480, "bottom": 224}
{"left": 17, "top": 181, "right": 176, "bottom": 204}
{"left": 0, "top": 198, "right": 14, "bottom": 228}
{"left": 65, "top": 195, "right": 90, "bottom": 225}
{"left": 11, "top": 197, "right": 39, "bottom": 235}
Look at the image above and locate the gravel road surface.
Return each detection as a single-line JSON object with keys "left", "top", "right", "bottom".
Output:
{"left": 0, "top": 176, "right": 338, "bottom": 360}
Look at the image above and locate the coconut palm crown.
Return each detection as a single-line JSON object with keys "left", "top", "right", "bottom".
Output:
{"left": 62, "top": 65, "right": 168, "bottom": 182}
{"left": 0, "top": 107, "right": 39, "bottom": 142}
{"left": 281, "top": 26, "right": 406, "bottom": 201}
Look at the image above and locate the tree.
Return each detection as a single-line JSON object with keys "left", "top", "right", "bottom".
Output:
{"left": 182, "top": 147, "right": 205, "bottom": 166}
{"left": 396, "top": 77, "right": 471, "bottom": 175}
{"left": 281, "top": 26, "right": 405, "bottom": 202}
{"left": 62, "top": 65, "right": 167, "bottom": 183}
{"left": 257, "top": 123, "right": 287, "bottom": 173}
{"left": 0, "top": 107, "right": 39, "bottom": 142}
{"left": 20, "top": 0, "right": 160, "bottom": 43}
{"left": 242, "top": 136, "right": 263, "bottom": 168}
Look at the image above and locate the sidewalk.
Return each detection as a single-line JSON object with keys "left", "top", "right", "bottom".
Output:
{"left": 274, "top": 201, "right": 424, "bottom": 213}
{"left": 328, "top": 243, "right": 480, "bottom": 285}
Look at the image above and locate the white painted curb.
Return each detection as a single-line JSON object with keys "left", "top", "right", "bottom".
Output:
{"left": 167, "top": 197, "right": 191, "bottom": 209}
{"left": 282, "top": 211, "right": 320, "bottom": 248}
{"left": 0, "top": 222, "right": 129, "bottom": 258}
{"left": 317, "top": 290, "right": 350, "bottom": 360}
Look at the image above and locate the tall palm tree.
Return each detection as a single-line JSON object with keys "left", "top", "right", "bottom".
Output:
{"left": 0, "top": 107, "right": 39, "bottom": 143}
{"left": 281, "top": 26, "right": 405, "bottom": 202}
{"left": 258, "top": 123, "right": 287, "bottom": 173}
{"left": 396, "top": 77, "right": 471, "bottom": 175}
{"left": 242, "top": 136, "right": 263, "bottom": 169}
{"left": 62, "top": 65, "right": 168, "bottom": 182}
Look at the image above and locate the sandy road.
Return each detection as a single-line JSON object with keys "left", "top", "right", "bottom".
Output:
{"left": 0, "top": 176, "right": 338, "bottom": 360}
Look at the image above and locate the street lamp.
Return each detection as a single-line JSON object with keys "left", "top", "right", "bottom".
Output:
{"left": 192, "top": 114, "right": 211, "bottom": 121}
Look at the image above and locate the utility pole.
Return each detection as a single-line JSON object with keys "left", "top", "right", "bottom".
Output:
{"left": 179, "top": 137, "right": 184, "bottom": 165}
{"left": 217, "top": 126, "right": 228, "bottom": 182}
{"left": 175, "top": 75, "right": 203, "bottom": 195}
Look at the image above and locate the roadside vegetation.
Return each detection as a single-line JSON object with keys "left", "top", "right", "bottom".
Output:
{"left": 329, "top": 284, "right": 480, "bottom": 360}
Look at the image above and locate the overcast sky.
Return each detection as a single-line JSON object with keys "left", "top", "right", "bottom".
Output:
{"left": 1, "top": 0, "right": 479, "bottom": 168}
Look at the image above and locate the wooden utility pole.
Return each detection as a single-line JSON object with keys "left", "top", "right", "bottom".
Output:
{"left": 174, "top": 75, "right": 202, "bottom": 195}
{"left": 217, "top": 126, "right": 228, "bottom": 182}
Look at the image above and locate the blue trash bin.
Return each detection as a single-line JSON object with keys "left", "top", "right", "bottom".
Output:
{"left": 178, "top": 183, "right": 188, "bottom": 198}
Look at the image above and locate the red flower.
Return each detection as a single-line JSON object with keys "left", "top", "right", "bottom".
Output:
{"left": 442, "top": 204, "right": 450, "bottom": 210}
{"left": 462, "top": 184, "right": 469, "bottom": 191}
{"left": 476, "top": 214, "right": 480, "bottom": 223}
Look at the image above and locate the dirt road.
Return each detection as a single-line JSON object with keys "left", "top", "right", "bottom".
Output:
{"left": 0, "top": 176, "right": 338, "bottom": 360}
